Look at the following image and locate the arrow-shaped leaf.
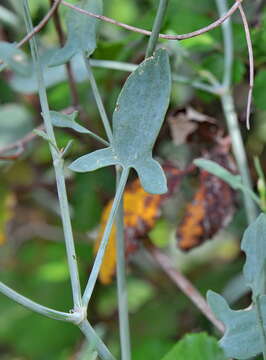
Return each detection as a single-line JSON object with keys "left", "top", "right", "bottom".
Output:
{"left": 69, "top": 48, "right": 171, "bottom": 194}
{"left": 50, "top": 0, "right": 102, "bottom": 66}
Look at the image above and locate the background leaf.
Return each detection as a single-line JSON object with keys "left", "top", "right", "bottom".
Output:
{"left": 50, "top": 0, "right": 102, "bottom": 66}
{"left": 161, "top": 332, "right": 226, "bottom": 360}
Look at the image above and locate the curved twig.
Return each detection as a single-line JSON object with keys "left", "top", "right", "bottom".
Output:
{"left": 150, "top": 247, "right": 225, "bottom": 334}
{"left": 61, "top": 0, "right": 243, "bottom": 41}
{"left": 238, "top": 3, "right": 254, "bottom": 130}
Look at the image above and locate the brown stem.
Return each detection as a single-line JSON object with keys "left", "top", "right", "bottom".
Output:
{"left": 61, "top": 0, "right": 243, "bottom": 41}
{"left": 17, "top": 0, "right": 62, "bottom": 48}
{"left": 150, "top": 247, "right": 225, "bottom": 334}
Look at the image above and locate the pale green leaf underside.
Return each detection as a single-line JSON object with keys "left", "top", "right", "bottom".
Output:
{"left": 194, "top": 159, "right": 241, "bottom": 189}
{"left": 161, "top": 332, "right": 226, "bottom": 360}
{"left": 241, "top": 213, "right": 266, "bottom": 296}
{"left": 49, "top": 0, "right": 102, "bottom": 66}
{"left": 69, "top": 48, "right": 171, "bottom": 194}
{"left": 0, "top": 41, "right": 30, "bottom": 75}
{"left": 208, "top": 291, "right": 266, "bottom": 359}
{"left": 194, "top": 158, "right": 260, "bottom": 205}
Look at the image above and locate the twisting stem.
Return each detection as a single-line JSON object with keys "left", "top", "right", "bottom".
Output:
{"left": 0, "top": 281, "right": 81, "bottom": 323}
{"left": 115, "top": 166, "right": 131, "bottom": 360}
{"left": 22, "top": 0, "right": 82, "bottom": 309}
{"left": 61, "top": 0, "right": 243, "bottom": 41}
{"left": 216, "top": 0, "right": 258, "bottom": 224}
{"left": 238, "top": 3, "right": 254, "bottom": 130}
{"left": 83, "top": 56, "right": 113, "bottom": 143}
{"left": 146, "top": 0, "right": 169, "bottom": 58}
{"left": 79, "top": 320, "right": 116, "bottom": 360}
{"left": 82, "top": 168, "right": 129, "bottom": 307}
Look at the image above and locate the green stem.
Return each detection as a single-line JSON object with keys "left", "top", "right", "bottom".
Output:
{"left": 216, "top": 0, "right": 258, "bottom": 224}
{"left": 23, "top": 0, "right": 82, "bottom": 309}
{"left": 84, "top": 53, "right": 132, "bottom": 359}
{"left": 83, "top": 55, "right": 113, "bottom": 143}
{"left": 115, "top": 166, "right": 131, "bottom": 360}
{"left": 145, "top": 0, "right": 169, "bottom": 58}
{"left": 82, "top": 168, "right": 129, "bottom": 307}
{"left": 0, "top": 281, "right": 81, "bottom": 323}
{"left": 79, "top": 320, "right": 116, "bottom": 360}
{"left": 255, "top": 296, "right": 266, "bottom": 360}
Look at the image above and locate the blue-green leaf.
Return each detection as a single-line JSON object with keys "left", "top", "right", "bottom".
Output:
{"left": 161, "top": 332, "right": 226, "bottom": 360}
{"left": 0, "top": 41, "right": 30, "bottom": 75}
{"left": 69, "top": 148, "right": 117, "bottom": 172}
{"left": 241, "top": 213, "right": 266, "bottom": 296}
{"left": 50, "top": 111, "right": 88, "bottom": 134}
{"left": 69, "top": 48, "right": 171, "bottom": 194}
{"left": 50, "top": 0, "right": 102, "bottom": 66}
{"left": 207, "top": 290, "right": 266, "bottom": 359}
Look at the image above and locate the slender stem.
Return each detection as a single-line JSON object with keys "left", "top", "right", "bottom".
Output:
{"left": 61, "top": 0, "right": 243, "bottom": 41}
{"left": 238, "top": 3, "right": 254, "bottom": 130}
{"left": 255, "top": 297, "right": 266, "bottom": 360}
{"left": 82, "top": 168, "right": 129, "bottom": 307}
{"left": 146, "top": 0, "right": 169, "bottom": 58}
{"left": 23, "top": 0, "right": 82, "bottom": 309}
{"left": 216, "top": 0, "right": 258, "bottom": 224}
{"left": 115, "top": 166, "right": 131, "bottom": 360}
{"left": 89, "top": 60, "right": 220, "bottom": 95}
{"left": 84, "top": 53, "right": 131, "bottom": 358}
{"left": 150, "top": 248, "right": 225, "bottom": 334}
{"left": 83, "top": 56, "right": 113, "bottom": 143}
{"left": 79, "top": 320, "right": 116, "bottom": 360}
{"left": 0, "top": 281, "right": 81, "bottom": 323}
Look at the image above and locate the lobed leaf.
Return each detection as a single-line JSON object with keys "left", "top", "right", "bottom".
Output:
{"left": 69, "top": 48, "right": 171, "bottom": 194}
{"left": 241, "top": 213, "right": 266, "bottom": 296}
{"left": 50, "top": 0, "right": 102, "bottom": 66}
{"left": 208, "top": 290, "right": 266, "bottom": 359}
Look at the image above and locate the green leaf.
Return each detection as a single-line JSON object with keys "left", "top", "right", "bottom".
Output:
{"left": 161, "top": 332, "right": 226, "bottom": 360}
{"left": 194, "top": 158, "right": 260, "bottom": 205}
{"left": 50, "top": 0, "right": 102, "bottom": 66}
{"left": 69, "top": 48, "right": 171, "bottom": 194}
{"left": 207, "top": 290, "right": 266, "bottom": 359}
{"left": 0, "top": 41, "right": 30, "bottom": 75}
{"left": 241, "top": 213, "right": 266, "bottom": 296}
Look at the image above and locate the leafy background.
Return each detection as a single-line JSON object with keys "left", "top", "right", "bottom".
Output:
{"left": 0, "top": 0, "right": 265, "bottom": 359}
